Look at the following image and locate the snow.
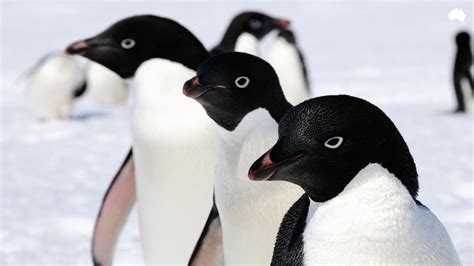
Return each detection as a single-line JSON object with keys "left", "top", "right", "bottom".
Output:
{"left": 1, "top": 1, "right": 473, "bottom": 265}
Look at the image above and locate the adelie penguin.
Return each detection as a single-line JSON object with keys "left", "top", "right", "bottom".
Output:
{"left": 66, "top": 15, "right": 216, "bottom": 265}
{"left": 183, "top": 52, "right": 303, "bottom": 264}
{"left": 27, "top": 53, "right": 86, "bottom": 120}
{"left": 249, "top": 95, "right": 461, "bottom": 265}
{"left": 453, "top": 31, "right": 473, "bottom": 113}
{"left": 268, "top": 29, "right": 310, "bottom": 104}
{"left": 86, "top": 62, "right": 129, "bottom": 106}
{"left": 210, "top": 11, "right": 290, "bottom": 56}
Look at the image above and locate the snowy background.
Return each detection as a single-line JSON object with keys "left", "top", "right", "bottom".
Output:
{"left": 1, "top": 0, "right": 473, "bottom": 265}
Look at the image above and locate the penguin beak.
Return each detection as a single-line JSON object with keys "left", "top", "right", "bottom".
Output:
{"left": 274, "top": 19, "right": 291, "bottom": 29}
{"left": 248, "top": 148, "right": 303, "bottom": 181}
{"left": 65, "top": 40, "right": 89, "bottom": 55}
{"left": 183, "top": 76, "right": 226, "bottom": 99}
{"left": 65, "top": 37, "right": 108, "bottom": 56}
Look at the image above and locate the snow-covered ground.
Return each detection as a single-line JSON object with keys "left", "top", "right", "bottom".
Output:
{"left": 1, "top": 1, "right": 473, "bottom": 265}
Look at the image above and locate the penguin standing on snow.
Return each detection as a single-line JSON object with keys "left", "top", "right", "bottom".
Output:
{"left": 267, "top": 29, "right": 310, "bottom": 104}
{"left": 210, "top": 11, "right": 290, "bottom": 56}
{"left": 453, "top": 31, "right": 473, "bottom": 113}
{"left": 27, "top": 53, "right": 86, "bottom": 120}
{"left": 66, "top": 15, "right": 216, "bottom": 265}
{"left": 183, "top": 52, "right": 303, "bottom": 264}
{"left": 85, "top": 62, "right": 128, "bottom": 106}
{"left": 249, "top": 95, "right": 461, "bottom": 265}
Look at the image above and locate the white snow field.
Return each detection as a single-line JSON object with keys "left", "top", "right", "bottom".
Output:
{"left": 1, "top": 1, "right": 473, "bottom": 265}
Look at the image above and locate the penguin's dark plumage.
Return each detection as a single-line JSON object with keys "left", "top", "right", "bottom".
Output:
{"left": 453, "top": 31, "right": 473, "bottom": 112}
{"left": 183, "top": 52, "right": 292, "bottom": 130}
{"left": 66, "top": 15, "right": 209, "bottom": 77}
{"left": 210, "top": 12, "right": 290, "bottom": 55}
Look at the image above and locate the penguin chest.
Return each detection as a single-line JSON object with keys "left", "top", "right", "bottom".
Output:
{"left": 302, "top": 164, "right": 461, "bottom": 265}
{"left": 268, "top": 38, "right": 309, "bottom": 105}
{"left": 130, "top": 59, "right": 217, "bottom": 263}
{"left": 214, "top": 109, "right": 303, "bottom": 263}
{"left": 234, "top": 32, "right": 259, "bottom": 56}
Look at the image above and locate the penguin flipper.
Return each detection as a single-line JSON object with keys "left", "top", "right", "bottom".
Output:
{"left": 92, "top": 149, "right": 136, "bottom": 266}
{"left": 188, "top": 199, "right": 223, "bottom": 266}
{"left": 73, "top": 80, "right": 87, "bottom": 98}
{"left": 271, "top": 194, "right": 309, "bottom": 266}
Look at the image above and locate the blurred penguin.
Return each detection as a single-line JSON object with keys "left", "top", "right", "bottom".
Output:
{"left": 267, "top": 28, "right": 310, "bottom": 105}
{"left": 27, "top": 53, "right": 86, "bottom": 120}
{"left": 86, "top": 62, "right": 129, "bottom": 106}
{"left": 453, "top": 31, "right": 473, "bottom": 113}
{"left": 210, "top": 11, "right": 290, "bottom": 56}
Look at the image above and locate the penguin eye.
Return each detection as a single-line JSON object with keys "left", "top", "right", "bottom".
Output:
{"left": 121, "top": 38, "right": 135, "bottom": 49}
{"left": 324, "top": 137, "right": 343, "bottom": 149}
{"left": 235, "top": 76, "right": 250, "bottom": 88}
{"left": 249, "top": 19, "right": 262, "bottom": 29}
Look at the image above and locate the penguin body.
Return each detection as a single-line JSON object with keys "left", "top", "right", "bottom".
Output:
{"left": 249, "top": 95, "right": 461, "bottom": 265}
{"left": 27, "top": 54, "right": 86, "bottom": 120}
{"left": 267, "top": 29, "right": 310, "bottom": 104}
{"left": 301, "top": 163, "right": 460, "bottom": 264}
{"left": 184, "top": 53, "right": 303, "bottom": 264}
{"left": 67, "top": 15, "right": 215, "bottom": 264}
{"left": 234, "top": 32, "right": 259, "bottom": 55}
{"left": 132, "top": 58, "right": 215, "bottom": 263}
{"left": 453, "top": 31, "right": 473, "bottom": 112}
{"left": 86, "top": 62, "right": 128, "bottom": 106}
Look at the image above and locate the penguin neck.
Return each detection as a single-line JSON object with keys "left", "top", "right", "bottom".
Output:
{"left": 315, "top": 163, "right": 416, "bottom": 211}
{"left": 265, "top": 96, "right": 293, "bottom": 123}
{"left": 216, "top": 27, "right": 258, "bottom": 54}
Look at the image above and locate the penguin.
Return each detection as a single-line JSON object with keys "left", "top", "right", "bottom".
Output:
{"left": 248, "top": 95, "right": 461, "bottom": 265}
{"left": 453, "top": 31, "right": 473, "bottom": 113}
{"left": 27, "top": 53, "right": 86, "bottom": 120}
{"left": 210, "top": 11, "right": 290, "bottom": 56}
{"left": 267, "top": 29, "right": 310, "bottom": 104}
{"left": 85, "top": 62, "right": 128, "bottom": 106}
{"left": 183, "top": 52, "right": 303, "bottom": 264}
{"left": 66, "top": 15, "right": 217, "bottom": 265}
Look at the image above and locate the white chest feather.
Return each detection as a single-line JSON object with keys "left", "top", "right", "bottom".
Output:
{"left": 267, "top": 37, "right": 309, "bottom": 105}
{"left": 131, "top": 58, "right": 216, "bottom": 264}
{"left": 28, "top": 55, "right": 84, "bottom": 119}
{"left": 215, "top": 109, "right": 303, "bottom": 264}
{"left": 86, "top": 62, "right": 128, "bottom": 106}
{"left": 303, "top": 163, "right": 461, "bottom": 265}
{"left": 234, "top": 32, "right": 259, "bottom": 56}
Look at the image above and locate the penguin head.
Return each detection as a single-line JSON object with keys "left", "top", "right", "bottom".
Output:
{"left": 66, "top": 15, "right": 208, "bottom": 78}
{"left": 183, "top": 52, "right": 290, "bottom": 131}
{"left": 248, "top": 95, "right": 419, "bottom": 202}
{"left": 228, "top": 11, "right": 290, "bottom": 40}
{"left": 278, "top": 29, "right": 297, "bottom": 44}
{"left": 455, "top": 31, "right": 470, "bottom": 47}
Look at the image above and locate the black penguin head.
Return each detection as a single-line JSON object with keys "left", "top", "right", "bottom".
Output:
{"left": 183, "top": 52, "right": 291, "bottom": 131}
{"left": 278, "top": 29, "right": 296, "bottom": 44}
{"left": 65, "top": 15, "right": 208, "bottom": 78}
{"left": 248, "top": 95, "right": 419, "bottom": 202}
{"left": 230, "top": 11, "right": 290, "bottom": 39}
{"left": 456, "top": 31, "right": 470, "bottom": 47}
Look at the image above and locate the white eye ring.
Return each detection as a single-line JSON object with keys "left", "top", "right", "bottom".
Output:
{"left": 235, "top": 76, "right": 250, "bottom": 88}
{"left": 249, "top": 19, "right": 262, "bottom": 29}
{"left": 121, "top": 38, "right": 135, "bottom": 49}
{"left": 324, "top": 136, "right": 343, "bottom": 149}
